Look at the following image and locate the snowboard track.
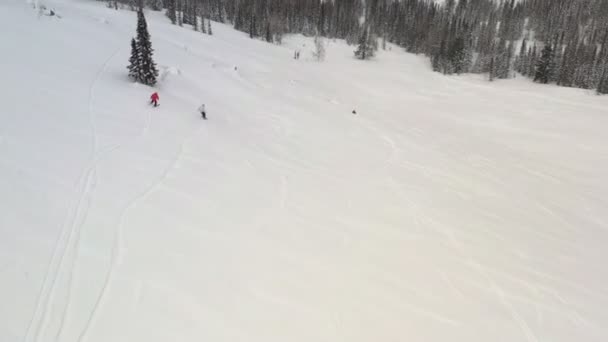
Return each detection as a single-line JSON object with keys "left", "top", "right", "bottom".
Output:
{"left": 78, "top": 121, "right": 201, "bottom": 342}
{"left": 23, "top": 47, "right": 122, "bottom": 342}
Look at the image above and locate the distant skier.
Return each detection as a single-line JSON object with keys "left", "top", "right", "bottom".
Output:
{"left": 150, "top": 92, "right": 159, "bottom": 107}
{"left": 199, "top": 104, "right": 207, "bottom": 120}
{"left": 352, "top": 109, "right": 357, "bottom": 115}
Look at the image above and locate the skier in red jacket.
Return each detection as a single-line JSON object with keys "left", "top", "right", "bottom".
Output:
{"left": 150, "top": 92, "right": 159, "bottom": 107}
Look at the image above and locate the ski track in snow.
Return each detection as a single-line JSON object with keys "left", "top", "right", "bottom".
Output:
{"left": 54, "top": 46, "right": 126, "bottom": 342}
{"left": 78, "top": 119, "right": 200, "bottom": 342}
{"left": 23, "top": 46, "right": 123, "bottom": 342}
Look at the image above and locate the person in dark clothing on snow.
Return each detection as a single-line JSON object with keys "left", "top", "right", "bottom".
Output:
{"left": 150, "top": 92, "right": 159, "bottom": 107}
{"left": 199, "top": 104, "right": 207, "bottom": 120}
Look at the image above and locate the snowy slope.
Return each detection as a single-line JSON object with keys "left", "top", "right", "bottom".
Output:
{"left": 1, "top": 0, "right": 608, "bottom": 341}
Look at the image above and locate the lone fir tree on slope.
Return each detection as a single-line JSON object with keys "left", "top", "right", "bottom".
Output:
{"left": 128, "top": 8, "right": 159, "bottom": 86}
{"left": 136, "top": 8, "right": 159, "bottom": 86}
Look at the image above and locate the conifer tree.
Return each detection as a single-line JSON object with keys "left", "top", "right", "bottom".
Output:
{"left": 598, "top": 67, "right": 608, "bottom": 94}
{"left": 265, "top": 22, "right": 272, "bottom": 42}
{"left": 192, "top": 15, "right": 198, "bottom": 31}
{"left": 166, "top": 0, "right": 176, "bottom": 24}
{"left": 503, "top": 40, "right": 514, "bottom": 78}
{"left": 432, "top": 39, "right": 447, "bottom": 73}
{"left": 528, "top": 45, "right": 538, "bottom": 77}
{"left": 449, "top": 37, "right": 471, "bottom": 74}
{"left": 134, "top": 9, "right": 159, "bottom": 86}
{"left": 181, "top": 1, "right": 191, "bottom": 25}
{"left": 207, "top": 18, "right": 213, "bottom": 35}
{"left": 534, "top": 44, "right": 554, "bottom": 84}
{"left": 354, "top": 27, "right": 375, "bottom": 60}
{"left": 177, "top": 1, "right": 183, "bottom": 26}
{"left": 127, "top": 37, "right": 139, "bottom": 80}
{"left": 192, "top": 3, "right": 199, "bottom": 31}
{"left": 249, "top": 14, "right": 256, "bottom": 39}
{"left": 516, "top": 39, "right": 528, "bottom": 75}
{"left": 550, "top": 41, "right": 562, "bottom": 83}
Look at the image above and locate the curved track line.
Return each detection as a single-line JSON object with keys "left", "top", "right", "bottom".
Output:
{"left": 78, "top": 121, "right": 200, "bottom": 342}
{"left": 22, "top": 47, "right": 122, "bottom": 342}
{"left": 54, "top": 46, "right": 124, "bottom": 342}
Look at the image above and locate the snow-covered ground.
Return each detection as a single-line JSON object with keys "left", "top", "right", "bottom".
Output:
{"left": 1, "top": 0, "right": 608, "bottom": 341}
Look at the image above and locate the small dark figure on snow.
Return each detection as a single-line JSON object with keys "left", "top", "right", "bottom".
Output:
{"left": 199, "top": 104, "right": 207, "bottom": 120}
{"left": 150, "top": 92, "right": 159, "bottom": 107}
{"left": 352, "top": 109, "right": 357, "bottom": 115}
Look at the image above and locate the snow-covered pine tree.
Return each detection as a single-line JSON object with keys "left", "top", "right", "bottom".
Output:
{"left": 501, "top": 40, "right": 514, "bottom": 79}
{"left": 431, "top": 38, "right": 446, "bottom": 73}
{"left": 192, "top": 3, "right": 198, "bottom": 31}
{"left": 598, "top": 66, "right": 608, "bottom": 95}
{"left": 166, "top": 0, "right": 176, "bottom": 24}
{"left": 249, "top": 14, "right": 256, "bottom": 39}
{"left": 534, "top": 44, "right": 554, "bottom": 84}
{"left": 584, "top": 46, "right": 599, "bottom": 89}
{"left": 190, "top": 2, "right": 197, "bottom": 28}
{"left": 495, "top": 38, "right": 510, "bottom": 79}
{"left": 265, "top": 22, "right": 272, "bottom": 43}
{"left": 177, "top": 0, "right": 183, "bottom": 26}
{"left": 587, "top": 47, "right": 603, "bottom": 89}
{"left": 354, "top": 27, "right": 375, "bottom": 60}
{"left": 186, "top": 3, "right": 191, "bottom": 23}
{"left": 135, "top": 9, "right": 159, "bottom": 86}
{"left": 448, "top": 37, "right": 471, "bottom": 74}
{"left": 207, "top": 18, "right": 213, "bottom": 35}
{"left": 127, "top": 37, "right": 139, "bottom": 80}
{"left": 550, "top": 39, "right": 562, "bottom": 83}
{"left": 528, "top": 45, "right": 538, "bottom": 77}
{"left": 182, "top": 1, "right": 191, "bottom": 25}
{"left": 516, "top": 38, "right": 528, "bottom": 75}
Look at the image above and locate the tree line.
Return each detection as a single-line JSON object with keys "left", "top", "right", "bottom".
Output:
{"left": 105, "top": 0, "right": 608, "bottom": 94}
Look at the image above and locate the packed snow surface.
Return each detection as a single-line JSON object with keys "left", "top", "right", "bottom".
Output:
{"left": 1, "top": 0, "right": 608, "bottom": 341}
